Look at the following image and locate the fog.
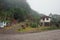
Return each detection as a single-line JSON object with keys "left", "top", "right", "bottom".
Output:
{"left": 27, "top": 0, "right": 60, "bottom": 15}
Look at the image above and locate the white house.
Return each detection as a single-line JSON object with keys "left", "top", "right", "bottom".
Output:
{"left": 40, "top": 16, "right": 51, "bottom": 26}
{"left": 0, "top": 22, "right": 7, "bottom": 28}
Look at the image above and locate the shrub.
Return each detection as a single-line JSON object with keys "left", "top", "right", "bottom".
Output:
{"left": 30, "top": 23, "right": 37, "bottom": 28}
{"left": 18, "top": 29, "right": 21, "bottom": 31}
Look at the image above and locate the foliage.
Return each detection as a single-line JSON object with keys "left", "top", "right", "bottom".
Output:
{"left": 0, "top": 0, "right": 43, "bottom": 23}
{"left": 30, "top": 23, "right": 37, "bottom": 28}
{"left": 51, "top": 14, "right": 60, "bottom": 27}
{"left": 0, "top": 7, "right": 28, "bottom": 22}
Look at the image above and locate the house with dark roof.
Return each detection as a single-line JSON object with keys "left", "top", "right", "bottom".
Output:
{"left": 40, "top": 16, "right": 51, "bottom": 26}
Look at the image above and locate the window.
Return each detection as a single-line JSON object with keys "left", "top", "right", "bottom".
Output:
{"left": 43, "top": 18, "right": 45, "bottom": 20}
{"left": 47, "top": 18, "right": 49, "bottom": 20}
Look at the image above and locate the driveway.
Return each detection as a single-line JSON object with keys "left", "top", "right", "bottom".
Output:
{"left": 0, "top": 30, "right": 60, "bottom": 40}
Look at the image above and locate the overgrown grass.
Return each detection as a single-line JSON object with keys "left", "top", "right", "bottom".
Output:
{"left": 39, "top": 26, "right": 60, "bottom": 31}
{"left": 16, "top": 26, "right": 60, "bottom": 33}
{"left": 16, "top": 27, "right": 37, "bottom": 32}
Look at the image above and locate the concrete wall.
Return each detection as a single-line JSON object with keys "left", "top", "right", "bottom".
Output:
{"left": 40, "top": 18, "right": 51, "bottom": 23}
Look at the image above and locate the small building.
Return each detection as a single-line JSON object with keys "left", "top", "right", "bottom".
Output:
{"left": 0, "top": 22, "right": 7, "bottom": 28}
{"left": 40, "top": 16, "right": 51, "bottom": 26}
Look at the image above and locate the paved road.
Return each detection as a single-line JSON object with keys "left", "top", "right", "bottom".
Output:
{"left": 0, "top": 30, "right": 60, "bottom": 40}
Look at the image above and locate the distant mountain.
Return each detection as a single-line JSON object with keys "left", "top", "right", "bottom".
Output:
{"left": 0, "top": 0, "right": 30, "bottom": 12}
{"left": 0, "top": 0, "right": 44, "bottom": 22}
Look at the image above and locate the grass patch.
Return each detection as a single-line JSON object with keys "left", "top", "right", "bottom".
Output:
{"left": 16, "top": 26, "right": 60, "bottom": 33}
{"left": 17, "top": 27, "right": 38, "bottom": 32}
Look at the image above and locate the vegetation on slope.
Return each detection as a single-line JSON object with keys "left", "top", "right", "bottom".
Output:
{"left": 0, "top": 0, "right": 42, "bottom": 23}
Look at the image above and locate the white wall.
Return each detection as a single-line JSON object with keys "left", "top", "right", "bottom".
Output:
{"left": 40, "top": 18, "right": 51, "bottom": 22}
{"left": 0, "top": 22, "right": 7, "bottom": 28}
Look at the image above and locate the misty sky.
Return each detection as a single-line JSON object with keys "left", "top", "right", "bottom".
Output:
{"left": 27, "top": 0, "right": 60, "bottom": 15}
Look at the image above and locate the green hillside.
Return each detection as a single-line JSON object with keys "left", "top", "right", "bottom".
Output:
{"left": 0, "top": 0, "right": 44, "bottom": 23}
